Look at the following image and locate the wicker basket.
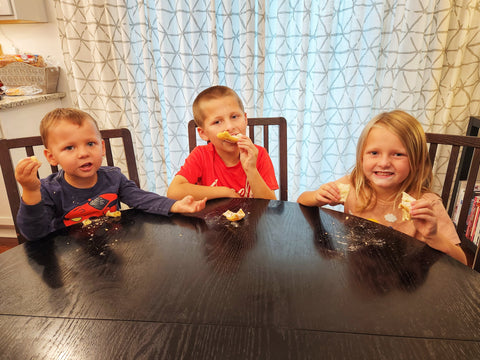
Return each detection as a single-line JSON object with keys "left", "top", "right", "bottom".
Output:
{"left": 0, "top": 62, "right": 60, "bottom": 94}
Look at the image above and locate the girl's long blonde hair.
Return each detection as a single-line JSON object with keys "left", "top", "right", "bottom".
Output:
{"left": 350, "top": 110, "right": 432, "bottom": 211}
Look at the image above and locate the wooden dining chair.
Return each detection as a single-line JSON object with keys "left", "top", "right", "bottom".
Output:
{"left": 0, "top": 128, "right": 139, "bottom": 244}
{"left": 188, "top": 117, "right": 288, "bottom": 201}
{"left": 425, "top": 132, "right": 480, "bottom": 269}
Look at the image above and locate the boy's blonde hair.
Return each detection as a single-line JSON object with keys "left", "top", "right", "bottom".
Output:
{"left": 40, "top": 108, "right": 100, "bottom": 148}
{"left": 350, "top": 110, "right": 432, "bottom": 211}
{"left": 192, "top": 85, "right": 244, "bottom": 127}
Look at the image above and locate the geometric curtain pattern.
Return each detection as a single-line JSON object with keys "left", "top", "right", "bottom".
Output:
{"left": 54, "top": 0, "right": 480, "bottom": 200}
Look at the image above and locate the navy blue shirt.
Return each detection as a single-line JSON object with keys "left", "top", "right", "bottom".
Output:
{"left": 17, "top": 166, "right": 176, "bottom": 241}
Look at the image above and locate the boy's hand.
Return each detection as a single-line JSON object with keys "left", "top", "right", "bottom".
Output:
{"left": 15, "top": 157, "right": 43, "bottom": 205}
{"left": 170, "top": 195, "right": 207, "bottom": 213}
{"left": 15, "top": 157, "right": 42, "bottom": 192}
{"left": 237, "top": 135, "right": 259, "bottom": 172}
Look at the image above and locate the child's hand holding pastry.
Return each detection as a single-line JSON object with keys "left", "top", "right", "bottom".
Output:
{"left": 15, "top": 156, "right": 42, "bottom": 205}
{"left": 399, "top": 192, "right": 438, "bottom": 239}
{"left": 313, "top": 181, "right": 345, "bottom": 206}
{"left": 237, "top": 135, "right": 259, "bottom": 172}
{"left": 410, "top": 197, "right": 438, "bottom": 239}
{"left": 15, "top": 156, "right": 42, "bottom": 191}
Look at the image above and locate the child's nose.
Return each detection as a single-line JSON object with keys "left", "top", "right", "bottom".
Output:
{"left": 224, "top": 119, "right": 235, "bottom": 131}
{"left": 378, "top": 155, "right": 391, "bottom": 166}
{"left": 77, "top": 146, "right": 89, "bottom": 157}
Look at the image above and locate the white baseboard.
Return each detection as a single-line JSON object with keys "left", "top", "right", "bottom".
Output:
{"left": 0, "top": 216, "right": 16, "bottom": 238}
{"left": 0, "top": 216, "right": 14, "bottom": 227}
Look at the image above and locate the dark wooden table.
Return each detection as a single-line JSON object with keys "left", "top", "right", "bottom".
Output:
{"left": 1, "top": 198, "right": 479, "bottom": 359}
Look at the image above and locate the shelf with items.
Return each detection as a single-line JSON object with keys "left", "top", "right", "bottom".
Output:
{"left": 449, "top": 116, "right": 480, "bottom": 270}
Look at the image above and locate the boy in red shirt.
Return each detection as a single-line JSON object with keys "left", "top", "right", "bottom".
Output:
{"left": 167, "top": 86, "right": 278, "bottom": 200}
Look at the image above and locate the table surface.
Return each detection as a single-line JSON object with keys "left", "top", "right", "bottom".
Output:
{"left": 1, "top": 198, "right": 479, "bottom": 359}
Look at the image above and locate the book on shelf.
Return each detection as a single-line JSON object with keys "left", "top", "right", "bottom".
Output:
{"left": 452, "top": 180, "right": 480, "bottom": 226}
{"left": 465, "top": 196, "right": 480, "bottom": 240}
{"left": 472, "top": 218, "right": 480, "bottom": 246}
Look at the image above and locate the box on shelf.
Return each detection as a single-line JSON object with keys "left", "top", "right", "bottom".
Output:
{"left": 0, "top": 62, "right": 59, "bottom": 94}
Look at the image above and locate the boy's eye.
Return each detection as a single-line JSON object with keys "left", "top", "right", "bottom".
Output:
{"left": 65, "top": 146, "right": 74, "bottom": 151}
{"left": 87, "top": 142, "right": 96, "bottom": 146}
{"left": 369, "top": 151, "right": 378, "bottom": 155}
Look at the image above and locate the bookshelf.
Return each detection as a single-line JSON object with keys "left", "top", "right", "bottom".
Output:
{"left": 450, "top": 116, "right": 480, "bottom": 271}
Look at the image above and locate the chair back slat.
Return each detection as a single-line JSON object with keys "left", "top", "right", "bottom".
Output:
{"left": 263, "top": 125, "right": 269, "bottom": 153}
{"left": 428, "top": 142, "right": 438, "bottom": 164}
{"left": 0, "top": 128, "right": 138, "bottom": 244}
{"left": 25, "top": 146, "right": 35, "bottom": 157}
{"left": 104, "top": 137, "right": 114, "bottom": 166}
{"left": 188, "top": 117, "right": 288, "bottom": 201}
{"left": 441, "top": 145, "right": 460, "bottom": 206}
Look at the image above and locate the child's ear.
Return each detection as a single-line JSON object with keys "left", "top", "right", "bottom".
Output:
{"left": 101, "top": 139, "right": 106, "bottom": 156}
{"left": 197, "top": 127, "right": 209, "bottom": 142}
{"left": 43, "top": 148, "right": 58, "bottom": 166}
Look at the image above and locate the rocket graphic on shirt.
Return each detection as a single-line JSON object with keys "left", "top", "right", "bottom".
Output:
{"left": 63, "top": 193, "right": 118, "bottom": 226}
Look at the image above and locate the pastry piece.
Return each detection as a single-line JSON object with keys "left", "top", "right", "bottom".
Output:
{"left": 30, "top": 155, "right": 40, "bottom": 163}
{"left": 223, "top": 209, "right": 245, "bottom": 221}
{"left": 217, "top": 131, "right": 239, "bottom": 143}
{"left": 399, "top": 192, "right": 416, "bottom": 221}
{"left": 338, "top": 183, "right": 350, "bottom": 203}
{"left": 106, "top": 210, "right": 121, "bottom": 217}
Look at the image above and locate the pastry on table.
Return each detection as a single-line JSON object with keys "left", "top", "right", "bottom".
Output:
{"left": 223, "top": 209, "right": 245, "bottom": 221}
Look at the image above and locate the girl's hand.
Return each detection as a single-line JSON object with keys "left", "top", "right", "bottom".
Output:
{"left": 237, "top": 135, "right": 258, "bottom": 172}
{"left": 313, "top": 182, "right": 342, "bottom": 206}
{"left": 171, "top": 195, "right": 207, "bottom": 213}
{"left": 411, "top": 198, "right": 467, "bottom": 265}
{"left": 410, "top": 198, "right": 437, "bottom": 239}
{"left": 15, "top": 157, "right": 42, "bottom": 192}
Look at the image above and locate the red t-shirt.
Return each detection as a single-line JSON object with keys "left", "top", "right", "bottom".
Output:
{"left": 177, "top": 143, "right": 279, "bottom": 198}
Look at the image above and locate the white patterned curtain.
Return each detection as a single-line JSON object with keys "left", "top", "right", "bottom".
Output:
{"left": 54, "top": 0, "right": 480, "bottom": 200}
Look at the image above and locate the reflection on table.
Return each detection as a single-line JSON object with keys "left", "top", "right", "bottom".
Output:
{"left": 0, "top": 198, "right": 479, "bottom": 359}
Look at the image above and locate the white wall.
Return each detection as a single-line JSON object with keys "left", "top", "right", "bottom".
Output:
{"left": 0, "top": 0, "right": 71, "bottom": 237}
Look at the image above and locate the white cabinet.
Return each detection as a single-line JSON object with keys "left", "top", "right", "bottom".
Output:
{"left": 0, "top": 0, "right": 47, "bottom": 23}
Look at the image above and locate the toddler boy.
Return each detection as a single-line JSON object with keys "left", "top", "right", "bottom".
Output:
{"left": 15, "top": 108, "right": 206, "bottom": 241}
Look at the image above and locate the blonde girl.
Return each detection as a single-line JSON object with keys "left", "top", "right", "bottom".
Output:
{"left": 297, "top": 110, "right": 467, "bottom": 265}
